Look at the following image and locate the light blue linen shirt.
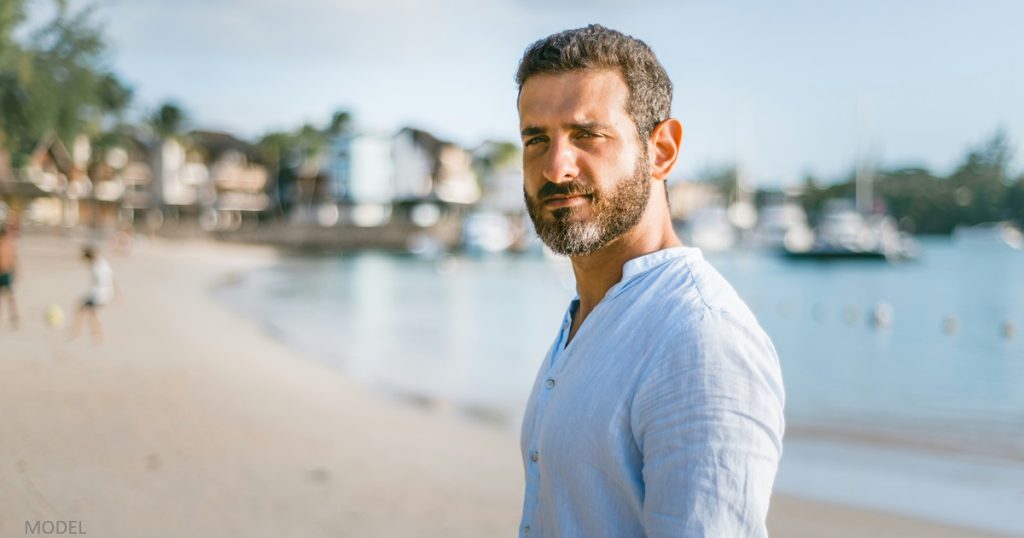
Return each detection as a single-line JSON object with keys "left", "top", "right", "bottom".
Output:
{"left": 519, "top": 247, "right": 785, "bottom": 537}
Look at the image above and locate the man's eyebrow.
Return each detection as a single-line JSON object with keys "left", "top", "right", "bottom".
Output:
{"left": 569, "top": 122, "right": 608, "bottom": 131}
{"left": 521, "top": 126, "right": 545, "bottom": 137}
{"left": 521, "top": 122, "right": 610, "bottom": 137}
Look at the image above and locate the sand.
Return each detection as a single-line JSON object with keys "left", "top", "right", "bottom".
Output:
{"left": 0, "top": 233, "right": 1011, "bottom": 537}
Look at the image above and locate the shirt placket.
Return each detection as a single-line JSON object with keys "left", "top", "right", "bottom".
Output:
{"left": 520, "top": 305, "right": 574, "bottom": 537}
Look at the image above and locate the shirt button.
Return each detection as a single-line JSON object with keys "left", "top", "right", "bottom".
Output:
{"left": 545, "top": 378, "right": 556, "bottom": 389}
{"left": 530, "top": 451, "right": 539, "bottom": 462}
{"left": 524, "top": 525, "right": 530, "bottom": 535}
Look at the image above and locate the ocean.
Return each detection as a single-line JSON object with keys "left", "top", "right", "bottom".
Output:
{"left": 212, "top": 238, "right": 1024, "bottom": 535}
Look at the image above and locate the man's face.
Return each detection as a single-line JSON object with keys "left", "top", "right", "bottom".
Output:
{"left": 518, "top": 70, "right": 651, "bottom": 257}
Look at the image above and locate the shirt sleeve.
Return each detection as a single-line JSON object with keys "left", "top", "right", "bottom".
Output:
{"left": 632, "top": 307, "right": 785, "bottom": 538}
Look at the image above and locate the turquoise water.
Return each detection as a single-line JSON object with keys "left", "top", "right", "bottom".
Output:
{"left": 214, "top": 239, "right": 1023, "bottom": 448}
{"left": 212, "top": 238, "right": 1024, "bottom": 533}
{"left": 713, "top": 239, "right": 1024, "bottom": 456}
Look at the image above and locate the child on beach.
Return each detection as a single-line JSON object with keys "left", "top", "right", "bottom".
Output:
{"left": 0, "top": 225, "right": 19, "bottom": 328}
{"left": 69, "top": 247, "right": 116, "bottom": 344}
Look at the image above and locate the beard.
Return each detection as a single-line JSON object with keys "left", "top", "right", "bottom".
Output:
{"left": 525, "top": 154, "right": 651, "bottom": 257}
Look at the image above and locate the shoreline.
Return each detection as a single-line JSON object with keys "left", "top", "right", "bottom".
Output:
{"left": 785, "top": 423, "right": 1024, "bottom": 464}
{"left": 0, "top": 233, "right": 1014, "bottom": 537}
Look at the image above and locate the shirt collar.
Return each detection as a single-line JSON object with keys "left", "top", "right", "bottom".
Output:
{"left": 565, "top": 246, "right": 703, "bottom": 306}
{"left": 609, "top": 246, "right": 702, "bottom": 297}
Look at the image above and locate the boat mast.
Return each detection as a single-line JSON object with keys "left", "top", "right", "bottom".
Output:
{"left": 855, "top": 96, "right": 875, "bottom": 215}
{"left": 856, "top": 158, "right": 874, "bottom": 215}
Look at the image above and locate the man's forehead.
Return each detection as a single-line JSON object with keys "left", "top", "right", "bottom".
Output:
{"left": 518, "top": 70, "right": 630, "bottom": 126}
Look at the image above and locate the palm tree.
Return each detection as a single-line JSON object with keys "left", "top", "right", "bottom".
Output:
{"left": 148, "top": 102, "right": 187, "bottom": 140}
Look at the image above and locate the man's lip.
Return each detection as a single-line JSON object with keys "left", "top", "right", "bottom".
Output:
{"left": 543, "top": 194, "right": 590, "bottom": 207}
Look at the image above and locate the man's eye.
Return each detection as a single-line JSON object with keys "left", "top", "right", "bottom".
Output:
{"left": 525, "top": 137, "right": 547, "bottom": 146}
{"left": 576, "top": 131, "right": 598, "bottom": 139}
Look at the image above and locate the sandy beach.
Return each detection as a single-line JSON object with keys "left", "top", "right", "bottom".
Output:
{"left": 0, "top": 234, "right": 1011, "bottom": 537}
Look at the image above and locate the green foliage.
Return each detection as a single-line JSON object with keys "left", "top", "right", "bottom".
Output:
{"left": 255, "top": 131, "right": 292, "bottom": 167}
{"left": 799, "top": 178, "right": 854, "bottom": 225}
{"left": 872, "top": 168, "right": 947, "bottom": 233}
{"left": 253, "top": 109, "right": 358, "bottom": 167}
{"left": 0, "top": 0, "right": 132, "bottom": 166}
{"left": 251, "top": 111, "right": 355, "bottom": 211}
{"left": 1006, "top": 177, "right": 1024, "bottom": 227}
{"left": 697, "top": 164, "right": 739, "bottom": 200}
{"left": 326, "top": 110, "right": 352, "bottom": 137}
{"left": 294, "top": 123, "right": 329, "bottom": 160}
{"left": 0, "top": 0, "right": 28, "bottom": 153}
{"left": 148, "top": 101, "right": 187, "bottom": 139}
{"left": 476, "top": 141, "right": 520, "bottom": 170}
{"left": 875, "top": 131, "right": 1015, "bottom": 233}
{"left": 946, "top": 129, "right": 1013, "bottom": 224}
{"left": 0, "top": 0, "right": 26, "bottom": 63}
{"left": 97, "top": 72, "right": 132, "bottom": 118}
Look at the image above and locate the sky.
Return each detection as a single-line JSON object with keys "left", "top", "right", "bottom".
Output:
{"left": 27, "top": 0, "right": 1024, "bottom": 186}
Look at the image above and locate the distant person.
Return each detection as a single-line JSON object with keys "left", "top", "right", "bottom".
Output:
{"left": 0, "top": 225, "right": 19, "bottom": 328}
{"left": 514, "top": 25, "right": 785, "bottom": 537}
{"left": 69, "top": 247, "right": 116, "bottom": 343}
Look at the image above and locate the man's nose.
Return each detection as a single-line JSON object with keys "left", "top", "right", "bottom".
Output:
{"left": 543, "top": 139, "right": 580, "bottom": 183}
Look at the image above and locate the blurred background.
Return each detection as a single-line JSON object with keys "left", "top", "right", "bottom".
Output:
{"left": 1, "top": 0, "right": 1022, "bottom": 537}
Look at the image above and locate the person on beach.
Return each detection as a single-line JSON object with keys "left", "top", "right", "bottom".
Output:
{"left": 69, "top": 246, "right": 116, "bottom": 343}
{"left": 0, "top": 224, "right": 19, "bottom": 328}
{"left": 515, "top": 25, "right": 785, "bottom": 537}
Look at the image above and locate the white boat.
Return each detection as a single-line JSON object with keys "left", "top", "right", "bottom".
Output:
{"left": 750, "top": 203, "right": 813, "bottom": 249}
{"left": 460, "top": 212, "right": 517, "bottom": 255}
{"left": 785, "top": 200, "right": 915, "bottom": 261}
{"left": 953, "top": 221, "right": 1023, "bottom": 249}
{"left": 682, "top": 206, "right": 737, "bottom": 252}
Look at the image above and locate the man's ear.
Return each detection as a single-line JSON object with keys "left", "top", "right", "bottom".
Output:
{"left": 648, "top": 118, "right": 683, "bottom": 181}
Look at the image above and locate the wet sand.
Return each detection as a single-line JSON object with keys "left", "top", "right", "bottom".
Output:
{"left": 0, "top": 234, "right": 1011, "bottom": 537}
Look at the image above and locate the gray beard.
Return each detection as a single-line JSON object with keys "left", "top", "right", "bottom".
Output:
{"left": 525, "top": 156, "right": 651, "bottom": 257}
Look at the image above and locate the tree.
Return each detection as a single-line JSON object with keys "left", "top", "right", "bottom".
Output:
{"left": 949, "top": 129, "right": 1014, "bottom": 225}
{"left": 256, "top": 131, "right": 297, "bottom": 216}
{"left": 0, "top": 0, "right": 28, "bottom": 156}
{"left": 0, "top": 0, "right": 132, "bottom": 166}
{"left": 876, "top": 167, "right": 952, "bottom": 234}
{"left": 97, "top": 72, "right": 133, "bottom": 120}
{"left": 1005, "top": 175, "right": 1024, "bottom": 228}
{"left": 697, "top": 163, "right": 739, "bottom": 200}
{"left": 0, "top": 1, "right": 26, "bottom": 73}
{"left": 326, "top": 110, "right": 352, "bottom": 137}
{"left": 148, "top": 102, "right": 187, "bottom": 140}
{"left": 475, "top": 141, "right": 519, "bottom": 171}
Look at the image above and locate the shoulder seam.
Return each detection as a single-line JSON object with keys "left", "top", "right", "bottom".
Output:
{"left": 681, "top": 255, "right": 715, "bottom": 315}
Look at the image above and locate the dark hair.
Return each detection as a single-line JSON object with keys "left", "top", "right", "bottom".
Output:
{"left": 515, "top": 24, "right": 673, "bottom": 140}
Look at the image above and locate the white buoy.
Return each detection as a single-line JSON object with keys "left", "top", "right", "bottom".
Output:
{"left": 1002, "top": 320, "right": 1016, "bottom": 340}
{"left": 843, "top": 306, "right": 860, "bottom": 325}
{"left": 870, "top": 303, "right": 894, "bottom": 329}
{"left": 942, "top": 315, "right": 958, "bottom": 335}
{"left": 812, "top": 302, "right": 829, "bottom": 322}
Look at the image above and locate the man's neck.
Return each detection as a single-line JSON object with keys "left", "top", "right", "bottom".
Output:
{"left": 567, "top": 203, "right": 682, "bottom": 339}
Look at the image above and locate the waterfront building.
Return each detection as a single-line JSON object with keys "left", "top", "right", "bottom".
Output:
{"left": 151, "top": 135, "right": 211, "bottom": 227}
{"left": 392, "top": 127, "right": 480, "bottom": 227}
{"left": 191, "top": 130, "right": 270, "bottom": 231}
{"left": 326, "top": 132, "right": 394, "bottom": 227}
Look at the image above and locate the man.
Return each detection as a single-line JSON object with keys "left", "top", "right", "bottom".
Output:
{"left": 516, "top": 25, "right": 785, "bottom": 537}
